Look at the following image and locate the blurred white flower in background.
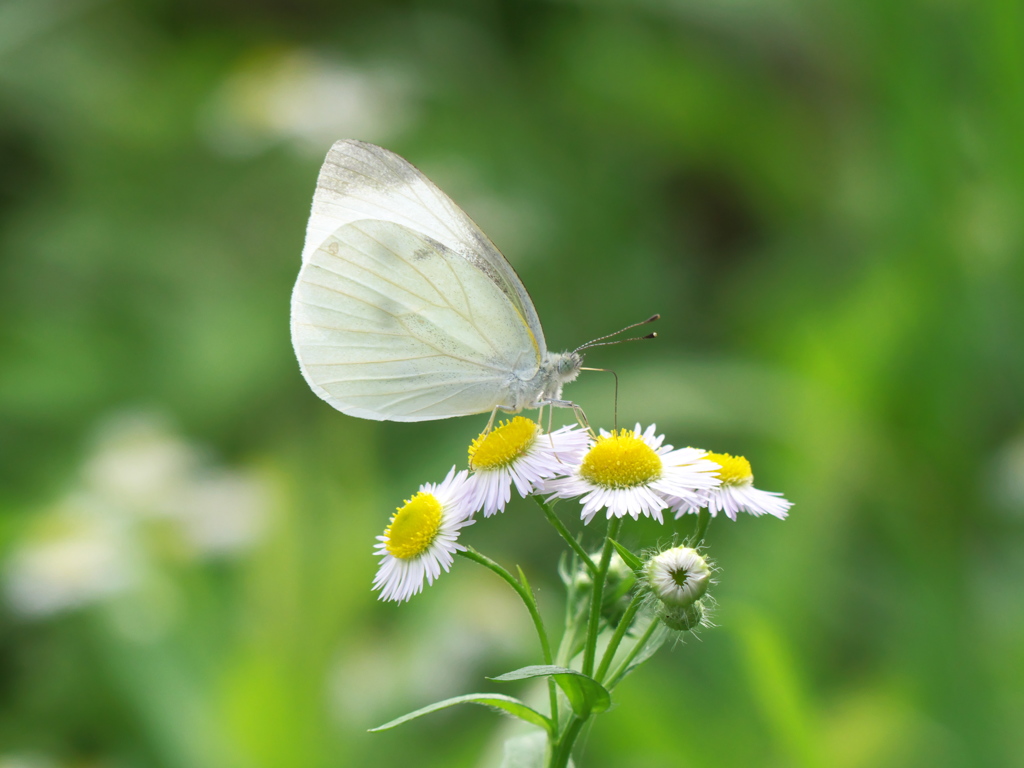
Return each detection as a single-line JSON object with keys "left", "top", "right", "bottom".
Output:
{"left": 81, "top": 412, "right": 269, "bottom": 555}
{"left": 4, "top": 494, "right": 137, "bottom": 617}
{"left": 199, "top": 49, "right": 418, "bottom": 157}
{"left": 81, "top": 411, "right": 200, "bottom": 516}
{"left": 3, "top": 411, "right": 269, "bottom": 619}
{"left": 174, "top": 469, "right": 268, "bottom": 555}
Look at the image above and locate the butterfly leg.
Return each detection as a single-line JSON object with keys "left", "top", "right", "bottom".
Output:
{"left": 571, "top": 403, "right": 594, "bottom": 437}
{"left": 483, "top": 407, "right": 499, "bottom": 435}
{"left": 540, "top": 398, "right": 594, "bottom": 438}
{"left": 537, "top": 403, "right": 567, "bottom": 463}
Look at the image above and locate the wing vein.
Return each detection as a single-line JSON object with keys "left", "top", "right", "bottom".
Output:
{"left": 404, "top": 381, "right": 497, "bottom": 416}
{"left": 298, "top": 325, "right": 508, "bottom": 373}
{"left": 321, "top": 379, "right": 497, "bottom": 394}
{"left": 293, "top": 322, "right": 418, "bottom": 339}
{"left": 303, "top": 355, "right": 445, "bottom": 367}
{"left": 346, "top": 225, "right": 502, "bottom": 358}
{"left": 304, "top": 263, "right": 444, "bottom": 314}
{"left": 299, "top": 276, "right": 409, "bottom": 321}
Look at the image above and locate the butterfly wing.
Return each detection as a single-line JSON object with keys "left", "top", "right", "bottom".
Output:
{"left": 302, "top": 139, "right": 547, "bottom": 353}
{"left": 292, "top": 218, "right": 541, "bottom": 421}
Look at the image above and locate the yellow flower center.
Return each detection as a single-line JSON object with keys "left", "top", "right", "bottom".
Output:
{"left": 468, "top": 417, "right": 538, "bottom": 470}
{"left": 383, "top": 492, "right": 443, "bottom": 559}
{"left": 579, "top": 430, "right": 662, "bottom": 489}
{"left": 706, "top": 452, "right": 753, "bottom": 485}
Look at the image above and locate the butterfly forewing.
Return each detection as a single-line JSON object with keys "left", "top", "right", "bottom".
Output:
{"left": 302, "top": 140, "right": 547, "bottom": 353}
{"left": 292, "top": 219, "right": 542, "bottom": 421}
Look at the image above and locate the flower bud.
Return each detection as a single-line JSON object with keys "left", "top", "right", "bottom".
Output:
{"left": 645, "top": 546, "right": 711, "bottom": 608}
{"left": 660, "top": 600, "right": 706, "bottom": 632}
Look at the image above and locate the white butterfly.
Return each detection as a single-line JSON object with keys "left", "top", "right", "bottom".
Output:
{"left": 290, "top": 140, "right": 585, "bottom": 422}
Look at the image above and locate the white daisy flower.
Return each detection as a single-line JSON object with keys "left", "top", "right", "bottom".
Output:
{"left": 463, "top": 417, "right": 589, "bottom": 517}
{"left": 544, "top": 423, "right": 720, "bottom": 524}
{"left": 372, "top": 468, "right": 474, "bottom": 602}
{"left": 645, "top": 546, "right": 711, "bottom": 608}
{"left": 672, "top": 452, "right": 792, "bottom": 520}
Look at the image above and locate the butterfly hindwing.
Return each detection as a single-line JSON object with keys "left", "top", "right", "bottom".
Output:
{"left": 292, "top": 219, "right": 541, "bottom": 421}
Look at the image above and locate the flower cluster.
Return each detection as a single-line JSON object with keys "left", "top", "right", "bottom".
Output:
{"left": 372, "top": 419, "right": 791, "bottom": 602}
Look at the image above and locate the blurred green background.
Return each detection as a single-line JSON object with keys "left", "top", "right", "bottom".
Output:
{"left": 1, "top": 0, "right": 1022, "bottom": 766}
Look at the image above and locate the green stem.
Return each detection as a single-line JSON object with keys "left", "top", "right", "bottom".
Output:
{"left": 595, "top": 590, "right": 646, "bottom": 683}
{"left": 550, "top": 715, "right": 587, "bottom": 768}
{"left": 606, "top": 614, "right": 661, "bottom": 690}
{"left": 534, "top": 497, "right": 596, "bottom": 575}
{"left": 690, "top": 508, "right": 712, "bottom": 547}
{"left": 458, "top": 548, "right": 559, "bottom": 730}
{"left": 582, "top": 518, "right": 622, "bottom": 677}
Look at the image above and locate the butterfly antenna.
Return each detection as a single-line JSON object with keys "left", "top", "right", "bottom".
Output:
{"left": 575, "top": 314, "right": 660, "bottom": 353}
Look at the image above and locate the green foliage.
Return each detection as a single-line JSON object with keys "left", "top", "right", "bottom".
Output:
{"left": 607, "top": 539, "right": 643, "bottom": 573}
{"left": 370, "top": 693, "right": 552, "bottom": 734}
{"left": 490, "top": 666, "right": 611, "bottom": 718}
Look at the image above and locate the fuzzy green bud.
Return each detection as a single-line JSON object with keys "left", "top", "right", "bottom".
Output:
{"left": 660, "top": 600, "right": 706, "bottom": 632}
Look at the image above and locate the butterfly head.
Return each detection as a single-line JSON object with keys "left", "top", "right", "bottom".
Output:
{"left": 535, "top": 350, "right": 582, "bottom": 404}
{"left": 556, "top": 351, "right": 583, "bottom": 383}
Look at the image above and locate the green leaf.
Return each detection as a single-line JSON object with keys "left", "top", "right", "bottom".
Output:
{"left": 621, "top": 621, "right": 671, "bottom": 677}
{"left": 369, "top": 693, "right": 551, "bottom": 733}
{"left": 608, "top": 539, "right": 644, "bottom": 572}
{"left": 516, "top": 565, "right": 533, "bottom": 594}
{"left": 490, "top": 665, "right": 611, "bottom": 716}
